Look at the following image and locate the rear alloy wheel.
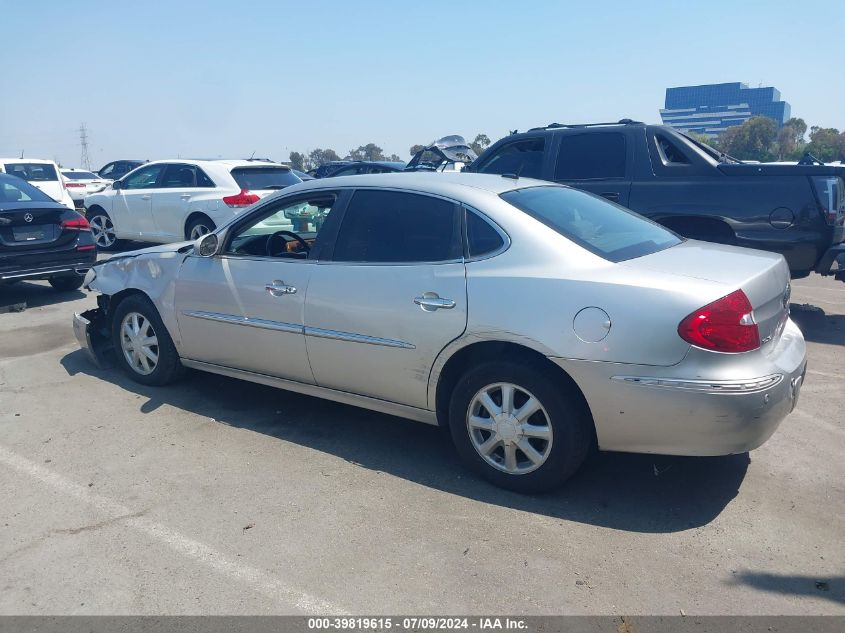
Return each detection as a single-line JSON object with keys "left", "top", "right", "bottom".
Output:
{"left": 111, "top": 294, "right": 184, "bottom": 386}
{"left": 88, "top": 210, "right": 119, "bottom": 250}
{"left": 449, "top": 361, "right": 593, "bottom": 493}
{"left": 48, "top": 274, "right": 84, "bottom": 292}
{"left": 186, "top": 216, "right": 215, "bottom": 241}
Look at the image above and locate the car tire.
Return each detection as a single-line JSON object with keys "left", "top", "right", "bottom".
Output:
{"left": 87, "top": 208, "right": 120, "bottom": 251}
{"left": 48, "top": 274, "right": 84, "bottom": 292}
{"left": 111, "top": 294, "right": 184, "bottom": 386}
{"left": 448, "top": 360, "right": 593, "bottom": 493}
{"left": 185, "top": 215, "right": 216, "bottom": 241}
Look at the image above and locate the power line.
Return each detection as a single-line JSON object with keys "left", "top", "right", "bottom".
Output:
{"left": 79, "top": 123, "right": 91, "bottom": 170}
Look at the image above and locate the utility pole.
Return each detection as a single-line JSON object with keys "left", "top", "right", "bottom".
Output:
{"left": 79, "top": 123, "right": 91, "bottom": 170}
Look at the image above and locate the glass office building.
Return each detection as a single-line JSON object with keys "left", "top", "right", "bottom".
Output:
{"left": 659, "top": 82, "right": 791, "bottom": 139}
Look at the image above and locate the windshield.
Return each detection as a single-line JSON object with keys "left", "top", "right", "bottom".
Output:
{"left": 4, "top": 162, "right": 58, "bottom": 181}
{"left": 62, "top": 171, "right": 99, "bottom": 180}
{"left": 230, "top": 166, "right": 301, "bottom": 190}
{"left": 501, "top": 186, "right": 681, "bottom": 262}
{"left": 0, "top": 173, "right": 56, "bottom": 203}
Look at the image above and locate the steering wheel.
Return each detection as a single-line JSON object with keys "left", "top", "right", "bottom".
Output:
{"left": 266, "top": 230, "right": 311, "bottom": 257}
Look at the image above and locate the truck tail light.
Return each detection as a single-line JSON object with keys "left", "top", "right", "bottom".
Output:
{"left": 678, "top": 289, "right": 760, "bottom": 353}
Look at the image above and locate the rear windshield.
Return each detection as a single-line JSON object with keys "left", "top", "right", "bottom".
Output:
{"left": 230, "top": 167, "right": 301, "bottom": 191}
{"left": 4, "top": 163, "right": 58, "bottom": 181}
{"left": 501, "top": 186, "right": 681, "bottom": 262}
{"left": 62, "top": 171, "right": 98, "bottom": 180}
{"left": 0, "top": 174, "right": 54, "bottom": 202}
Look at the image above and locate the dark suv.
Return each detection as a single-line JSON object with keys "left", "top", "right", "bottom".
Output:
{"left": 470, "top": 120, "right": 845, "bottom": 280}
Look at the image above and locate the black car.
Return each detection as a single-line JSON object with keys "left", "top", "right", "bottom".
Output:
{"left": 308, "top": 161, "right": 352, "bottom": 178}
{"left": 96, "top": 159, "right": 146, "bottom": 181}
{"left": 469, "top": 120, "right": 845, "bottom": 280}
{"left": 322, "top": 161, "right": 406, "bottom": 177}
{"left": 0, "top": 173, "right": 96, "bottom": 291}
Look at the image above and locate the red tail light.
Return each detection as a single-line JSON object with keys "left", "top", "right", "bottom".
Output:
{"left": 678, "top": 289, "right": 760, "bottom": 353}
{"left": 222, "top": 189, "right": 260, "bottom": 208}
{"left": 61, "top": 216, "right": 91, "bottom": 232}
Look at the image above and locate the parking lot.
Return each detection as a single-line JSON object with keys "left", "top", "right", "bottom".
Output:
{"left": 0, "top": 265, "right": 843, "bottom": 615}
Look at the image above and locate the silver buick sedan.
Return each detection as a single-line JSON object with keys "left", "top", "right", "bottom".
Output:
{"left": 74, "top": 173, "right": 807, "bottom": 492}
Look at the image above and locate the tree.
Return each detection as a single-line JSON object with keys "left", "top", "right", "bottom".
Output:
{"left": 776, "top": 117, "right": 808, "bottom": 160}
{"left": 308, "top": 148, "right": 341, "bottom": 169}
{"left": 718, "top": 116, "right": 778, "bottom": 161}
{"left": 409, "top": 144, "right": 426, "bottom": 157}
{"left": 348, "top": 143, "right": 386, "bottom": 162}
{"left": 388, "top": 154, "right": 402, "bottom": 162}
{"left": 805, "top": 127, "right": 845, "bottom": 163}
{"left": 288, "top": 151, "right": 306, "bottom": 171}
{"left": 470, "top": 133, "right": 491, "bottom": 156}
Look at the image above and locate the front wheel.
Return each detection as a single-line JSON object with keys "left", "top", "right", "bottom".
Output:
{"left": 111, "top": 294, "right": 184, "bottom": 386}
{"left": 87, "top": 209, "right": 120, "bottom": 250}
{"left": 448, "top": 361, "right": 593, "bottom": 493}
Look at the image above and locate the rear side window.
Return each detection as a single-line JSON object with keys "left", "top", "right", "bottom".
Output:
{"left": 231, "top": 167, "right": 301, "bottom": 190}
{"left": 332, "top": 190, "right": 459, "bottom": 263}
{"left": 466, "top": 209, "right": 505, "bottom": 258}
{"left": 655, "top": 135, "right": 690, "bottom": 165}
{"left": 476, "top": 138, "right": 545, "bottom": 179}
{"left": 501, "top": 186, "right": 680, "bottom": 262}
{"left": 161, "top": 164, "right": 215, "bottom": 188}
{"left": 554, "top": 133, "right": 626, "bottom": 180}
{"left": 4, "top": 163, "right": 58, "bottom": 181}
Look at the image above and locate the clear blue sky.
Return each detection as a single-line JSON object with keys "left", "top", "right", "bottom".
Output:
{"left": 1, "top": 0, "right": 842, "bottom": 168}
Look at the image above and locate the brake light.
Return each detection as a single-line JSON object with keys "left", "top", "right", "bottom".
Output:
{"left": 222, "top": 189, "right": 260, "bottom": 208}
{"left": 678, "top": 289, "right": 760, "bottom": 353}
{"left": 61, "top": 217, "right": 91, "bottom": 232}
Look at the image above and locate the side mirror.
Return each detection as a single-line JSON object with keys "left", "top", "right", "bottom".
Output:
{"left": 196, "top": 232, "right": 219, "bottom": 257}
{"left": 112, "top": 180, "right": 122, "bottom": 190}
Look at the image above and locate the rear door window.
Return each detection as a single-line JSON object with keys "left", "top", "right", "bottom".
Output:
{"left": 476, "top": 138, "right": 545, "bottom": 179}
{"left": 554, "top": 133, "right": 627, "bottom": 180}
{"left": 161, "top": 164, "right": 215, "bottom": 188}
{"left": 4, "top": 163, "right": 58, "bottom": 181}
{"left": 230, "top": 167, "right": 301, "bottom": 190}
{"left": 332, "top": 190, "right": 460, "bottom": 263}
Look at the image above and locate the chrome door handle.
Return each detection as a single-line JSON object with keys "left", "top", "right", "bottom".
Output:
{"left": 180, "top": 194, "right": 191, "bottom": 199}
{"left": 266, "top": 280, "right": 297, "bottom": 297}
{"left": 414, "top": 293, "right": 456, "bottom": 312}
{"left": 141, "top": 195, "right": 151, "bottom": 200}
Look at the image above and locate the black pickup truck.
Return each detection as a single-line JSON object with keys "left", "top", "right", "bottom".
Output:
{"left": 469, "top": 120, "right": 845, "bottom": 280}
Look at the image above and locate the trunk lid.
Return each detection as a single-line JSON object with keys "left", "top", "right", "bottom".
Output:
{"left": 621, "top": 240, "right": 792, "bottom": 350}
{"left": 0, "top": 203, "right": 73, "bottom": 253}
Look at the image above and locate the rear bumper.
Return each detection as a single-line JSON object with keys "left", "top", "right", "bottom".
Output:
{"left": 814, "top": 243, "right": 845, "bottom": 280}
{"left": 0, "top": 259, "right": 95, "bottom": 282}
{"left": 554, "top": 319, "right": 807, "bottom": 456}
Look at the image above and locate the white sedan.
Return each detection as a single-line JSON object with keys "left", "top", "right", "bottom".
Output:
{"left": 61, "top": 168, "right": 109, "bottom": 208}
{"left": 83, "top": 159, "right": 302, "bottom": 249}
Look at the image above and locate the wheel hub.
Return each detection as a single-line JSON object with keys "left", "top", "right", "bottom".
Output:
{"left": 493, "top": 414, "right": 521, "bottom": 442}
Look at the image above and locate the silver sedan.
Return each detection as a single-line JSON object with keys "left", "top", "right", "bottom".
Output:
{"left": 73, "top": 173, "right": 807, "bottom": 492}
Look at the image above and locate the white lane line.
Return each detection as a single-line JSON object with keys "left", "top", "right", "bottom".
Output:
{"left": 0, "top": 445, "right": 345, "bottom": 615}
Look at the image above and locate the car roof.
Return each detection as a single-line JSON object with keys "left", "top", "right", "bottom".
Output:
{"left": 144, "top": 159, "right": 290, "bottom": 169}
{"left": 0, "top": 157, "right": 58, "bottom": 164}
{"left": 288, "top": 171, "right": 547, "bottom": 196}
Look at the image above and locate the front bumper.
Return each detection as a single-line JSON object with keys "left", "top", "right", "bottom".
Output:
{"left": 555, "top": 319, "right": 807, "bottom": 456}
{"left": 73, "top": 308, "right": 112, "bottom": 368}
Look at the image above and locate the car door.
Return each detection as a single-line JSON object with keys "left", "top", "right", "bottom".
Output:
{"left": 551, "top": 131, "right": 632, "bottom": 206}
{"left": 153, "top": 163, "right": 215, "bottom": 241}
{"left": 174, "top": 191, "right": 343, "bottom": 383}
{"left": 110, "top": 163, "right": 166, "bottom": 239}
{"left": 304, "top": 189, "right": 467, "bottom": 410}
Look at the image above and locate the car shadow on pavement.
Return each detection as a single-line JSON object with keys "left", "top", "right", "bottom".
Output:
{"left": 0, "top": 281, "right": 86, "bottom": 312}
{"left": 730, "top": 572, "right": 844, "bottom": 605}
{"left": 61, "top": 349, "right": 750, "bottom": 534}
{"left": 789, "top": 303, "right": 845, "bottom": 346}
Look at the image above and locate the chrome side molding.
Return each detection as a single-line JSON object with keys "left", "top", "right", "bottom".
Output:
{"left": 610, "top": 374, "right": 784, "bottom": 394}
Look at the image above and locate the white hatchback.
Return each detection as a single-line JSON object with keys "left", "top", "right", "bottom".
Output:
{"left": 83, "top": 159, "right": 302, "bottom": 249}
{"left": 0, "top": 158, "right": 75, "bottom": 210}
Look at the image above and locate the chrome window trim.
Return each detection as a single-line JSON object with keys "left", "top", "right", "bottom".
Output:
{"left": 610, "top": 374, "right": 784, "bottom": 394}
